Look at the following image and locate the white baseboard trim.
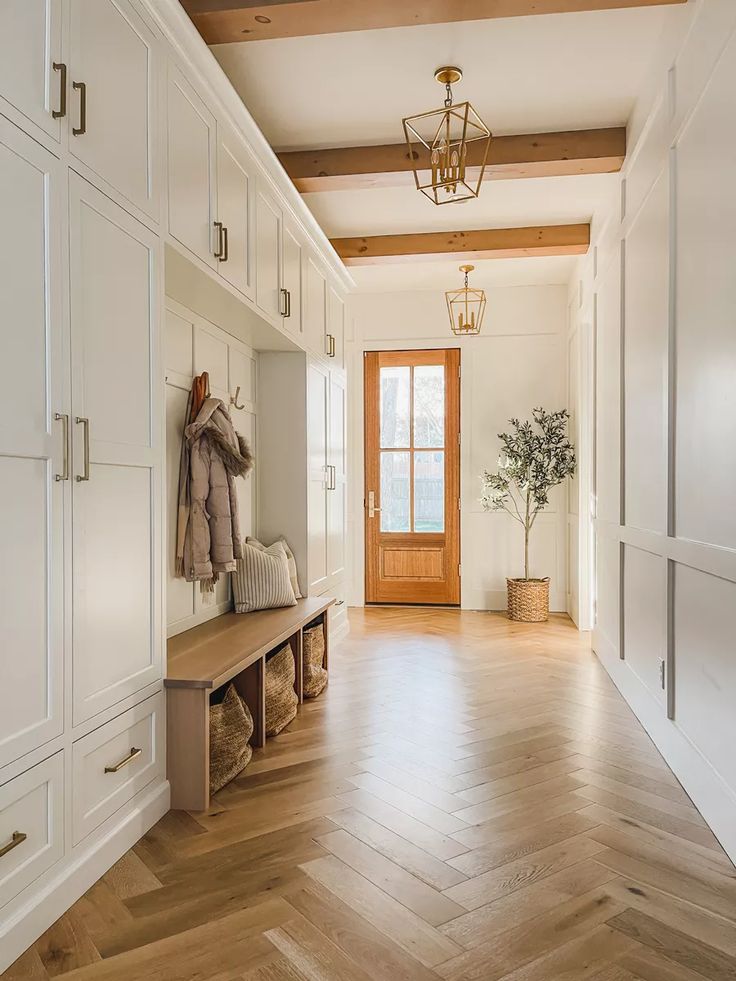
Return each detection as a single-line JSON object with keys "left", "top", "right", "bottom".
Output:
{"left": 593, "top": 631, "right": 736, "bottom": 865}
{"left": 0, "top": 780, "right": 170, "bottom": 973}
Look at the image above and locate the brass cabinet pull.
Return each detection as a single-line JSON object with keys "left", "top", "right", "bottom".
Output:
{"left": 213, "top": 221, "right": 223, "bottom": 259}
{"left": 0, "top": 831, "right": 27, "bottom": 859}
{"left": 52, "top": 63, "right": 67, "bottom": 119}
{"left": 221, "top": 225, "right": 229, "bottom": 262}
{"left": 280, "top": 288, "right": 289, "bottom": 317}
{"left": 72, "top": 80, "right": 86, "bottom": 135}
{"left": 286, "top": 289, "right": 291, "bottom": 318}
{"left": 54, "top": 412, "right": 69, "bottom": 481}
{"left": 75, "top": 416, "right": 90, "bottom": 482}
{"left": 328, "top": 464, "right": 336, "bottom": 491}
{"left": 326, "top": 334, "right": 336, "bottom": 358}
{"left": 104, "top": 747, "right": 142, "bottom": 774}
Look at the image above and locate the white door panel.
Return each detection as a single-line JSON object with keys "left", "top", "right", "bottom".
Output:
{"left": 281, "top": 221, "right": 302, "bottom": 336}
{"left": 327, "top": 286, "right": 345, "bottom": 370}
{"left": 0, "top": 122, "right": 64, "bottom": 767}
{"left": 304, "top": 255, "right": 327, "bottom": 357}
{"left": 255, "top": 187, "right": 282, "bottom": 323}
{"left": 307, "top": 362, "right": 329, "bottom": 594}
{"left": 327, "top": 372, "right": 347, "bottom": 586}
{"left": 217, "top": 134, "right": 254, "bottom": 299}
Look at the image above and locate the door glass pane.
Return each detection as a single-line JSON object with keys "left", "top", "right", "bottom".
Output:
{"left": 380, "top": 366, "right": 410, "bottom": 448}
{"left": 414, "top": 451, "right": 444, "bottom": 532}
{"left": 380, "top": 451, "right": 410, "bottom": 532}
{"left": 414, "top": 365, "right": 444, "bottom": 447}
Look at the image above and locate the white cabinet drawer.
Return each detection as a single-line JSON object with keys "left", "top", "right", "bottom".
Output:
{"left": 0, "top": 753, "right": 64, "bottom": 910}
{"left": 72, "top": 694, "right": 164, "bottom": 845}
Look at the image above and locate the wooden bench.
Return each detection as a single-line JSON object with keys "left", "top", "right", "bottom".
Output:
{"left": 165, "top": 596, "right": 333, "bottom": 811}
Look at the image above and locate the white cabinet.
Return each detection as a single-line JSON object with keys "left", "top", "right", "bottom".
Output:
{"left": 281, "top": 219, "right": 303, "bottom": 336}
{"left": 307, "top": 361, "right": 330, "bottom": 595}
{"left": 256, "top": 184, "right": 283, "bottom": 323}
{"left": 69, "top": 174, "right": 162, "bottom": 725}
{"left": 327, "top": 284, "right": 345, "bottom": 370}
{"left": 0, "top": 120, "right": 64, "bottom": 769}
{"left": 216, "top": 129, "right": 255, "bottom": 300}
{"left": 327, "top": 372, "right": 347, "bottom": 587}
{"left": 167, "top": 64, "right": 217, "bottom": 268}
{"left": 304, "top": 254, "right": 327, "bottom": 356}
{"left": 69, "top": 0, "right": 158, "bottom": 217}
{"left": 0, "top": 0, "right": 64, "bottom": 142}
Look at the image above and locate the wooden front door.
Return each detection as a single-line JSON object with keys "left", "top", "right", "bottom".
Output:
{"left": 364, "top": 349, "right": 460, "bottom": 605}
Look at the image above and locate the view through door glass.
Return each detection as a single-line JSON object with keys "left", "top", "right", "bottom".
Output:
{"left": 365, "top": 349, "right": 460, "bottom": 605}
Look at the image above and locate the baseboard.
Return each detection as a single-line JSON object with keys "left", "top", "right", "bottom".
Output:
{"left": 0, "top": 780, "right": 170, "bottom": 973}
{"left": 462, "top": 588, "right": 567, "bottom": 613}
{"left": 593, "top": 631, "right": 736, "bottom": 865}
{"left": 331, "top": 617, "right": 350, "bottom": 647}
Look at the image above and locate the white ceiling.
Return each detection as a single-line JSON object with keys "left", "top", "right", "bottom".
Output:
{"left": 210, "top": 6, "right": 682, "bottom": 291}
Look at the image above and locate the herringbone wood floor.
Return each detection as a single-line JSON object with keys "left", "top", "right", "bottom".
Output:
{"left": 6, "top": 608, "right": 736, "bottom": 980}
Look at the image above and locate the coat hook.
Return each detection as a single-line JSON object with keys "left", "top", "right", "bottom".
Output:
{"left": 230, "top": 385, "right": 245, "bottom": 410}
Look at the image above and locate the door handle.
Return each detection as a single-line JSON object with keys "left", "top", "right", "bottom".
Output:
{"left": 280, "top": 288, "right": 290, "bottom": 318}
{"left": 286, "top": 289, "right": 291, "bottom": 318}
{"left": 0, "top": 831, "right": 27, "bottom": 859}
{"left": 367, "top": 490, "right": 380, "bottom": 518}
{"left": 213, "top": 221, "right": 224, "bottom": 259}
{"left": 104, "top": 747, "right": 142, "bottom": 774}
{"left": 221, "top": 225, "right": 229, "bottom": 262}
{"left": 54, "top": 412, "right": 69, "bottom": 481}
{"left": 72, "top": 80, "right": 86, "bottom": 135}
{"left": 52, "top": 63, "right": 67, "bottom": 119}
{"left": 75, "top": 416, "right": 90, "bottom": 482}
{"left": 327, "top": 334, "right": 336, "bottom": 358}
{"left": 327, "top": 464, "right": 336, "bottom": 490}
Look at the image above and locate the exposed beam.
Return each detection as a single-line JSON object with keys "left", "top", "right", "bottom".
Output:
{"left": 279, "top": 128, "right": 626, "bottom": 193}
{"left": 332, "top": 224, "right": 590, "bottom": 266}
{"left": 182, "top": 0, "right": 687, "bottom": 45}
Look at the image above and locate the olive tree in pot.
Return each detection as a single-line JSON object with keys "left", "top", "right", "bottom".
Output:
{"left": 480, "top": 408, "right": 576, "bottom": 622}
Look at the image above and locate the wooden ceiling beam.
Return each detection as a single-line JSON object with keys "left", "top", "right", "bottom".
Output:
{"left": 279, "top": 128, "right": 626, "bottom": 193}
{"left": 332, "top": 224, "right": 590, "bottom": 266}
{"left": 182, "top": 1, "right": 687, "bottom": 44}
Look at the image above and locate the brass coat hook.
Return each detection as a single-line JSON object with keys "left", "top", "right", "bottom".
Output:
{"left": 230, "top": 385, "right": 245, "bottom": 410}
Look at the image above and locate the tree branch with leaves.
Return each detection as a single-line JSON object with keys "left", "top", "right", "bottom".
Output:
{"left": 480, "top": 408, "right": 576, "bottom": 580}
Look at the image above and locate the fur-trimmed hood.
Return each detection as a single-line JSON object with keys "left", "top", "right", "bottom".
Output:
{"left": 185, "top": 397, "right": 253, "bottom": 478}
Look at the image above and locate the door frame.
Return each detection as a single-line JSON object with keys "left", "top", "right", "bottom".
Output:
{"left": 363, "top": 347, "right": 460, "bottom": 606}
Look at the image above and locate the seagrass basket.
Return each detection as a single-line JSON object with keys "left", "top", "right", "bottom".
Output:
{"left": 506, "top": 577, "right": 550, "bottom": 622}
{"left": 265, "top": 644, "right": 298, "bottom": 736}
{"left": 209, "top": 683, "right": 254, "bottom": 794}
{"left": 303, "top": 625, "right": 328, "bottom": 698}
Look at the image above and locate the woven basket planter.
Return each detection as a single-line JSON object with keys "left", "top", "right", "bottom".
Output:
{"left": 303, "top": 625, "right": 328, "bottom": 699}
{"left": 506, "top": 577, "right": 550, "bottom": 622}
{"left": 209, "top": 683, "right": 254, "bottom": 795}
{"left": 265, "top": 644, "right": 298, "bottom": 736}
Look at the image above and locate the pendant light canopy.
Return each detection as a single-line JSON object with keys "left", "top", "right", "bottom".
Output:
{"left": 402, "top": 67, "right": 492, "bottom": 206}
{"left": 446, "top": 265, "right": 486, "bottom": 336}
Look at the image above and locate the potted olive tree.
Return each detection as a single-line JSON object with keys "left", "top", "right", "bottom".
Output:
{"left": 480, "top": 408, "right": 576, "bottom": 622}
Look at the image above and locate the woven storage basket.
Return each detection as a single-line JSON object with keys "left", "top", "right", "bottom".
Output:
{"left": 506, "top": 578, "right": 550, "bottom": 623}
{"left": 209, "top": 683, "right": 254, "bottom": 795}
{"left": 265, "top": 644, "right": 298, "bottom": 736}
{"left": 303, "top": 625, "right": 328, "bottom": 698}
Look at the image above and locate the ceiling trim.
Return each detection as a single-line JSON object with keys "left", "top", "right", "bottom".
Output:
{"left": 279, "top": 128, "right": 626, "bottom": 193}
{"left": 332, "top": 224, "right": 591, "bottom": 266}
{"left": 183, "top": 0, "right": 687, "bottom": 44}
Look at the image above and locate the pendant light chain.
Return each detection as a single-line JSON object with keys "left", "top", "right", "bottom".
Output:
{"left": 444, "top": 81, "right": 453, "bottom": 108}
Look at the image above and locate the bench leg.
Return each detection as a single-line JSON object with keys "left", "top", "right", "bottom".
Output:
{"left": 234, "top": 656, "right": 266, "bottom": 748}
{"left": 167, "top": 687, "right": 210, "bottom": 812}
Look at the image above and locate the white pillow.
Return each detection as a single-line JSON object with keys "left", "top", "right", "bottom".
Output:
{"left": 246, "top": 536, "right": 302, "bottom": 599}
{"left": 233, "top": 541, "right": 297, "bottom": 613}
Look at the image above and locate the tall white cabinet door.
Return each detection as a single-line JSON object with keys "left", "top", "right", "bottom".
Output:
{"left": 0, "top": 121, "right": 64, "bottom": 768}
{"left": 0, "top": 0, "right": 64, "bottom": 143}
{"left": 69, "top": 175, "right": 162, "bottom": 725}
{"left": 68, "top": 0, "right": 158, "bottom": 218}
{"left": 327, "top": 285, "right": 345, "bottom": 369}
{"left": 217, "top": 132, "right": 254, "bottom": 300}
{"left": 167, "top": 65, "right": 217, "bottom": 268}
{"left": 281, "top": 220, "right": 302, "bottom": 337}
{"left": 304, "top": 255, "right": 327, "bottom": 357}
{"left": 307, "top": 362, "right": 329, "bottom": 594}
{"left": 255, "top": 186, "right": 282, "bottom": 323}
{"left": 327, "top": 372, "right": 347, "bottom": 587}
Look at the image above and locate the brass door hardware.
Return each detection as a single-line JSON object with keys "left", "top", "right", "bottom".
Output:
{"left": 213, "top": 221, "right": 224, "bottom": 259}
{"left": 280, "top": 288, "right": 291, "bottom": 318}
{"left": 0, "top": 831, "right": 27, "bottom": 859}
{"left": 52, "top": 63, "right": 67, "bottom": 119}
{"left": 221, "top": 224, "right": 228, "bottom": 262}
{"left": 104, "top": 747, "right": 142, "bottom": 774}
{"left": 72, "top": 80, "right": 86, "bottom": 135}
{"left": 54, "top": 412, "right": 69, "bottom": 481}
{"left": 75, "top": 416, "right": 90, "bottom": 481}
{"left": 367, "top": 490, "right": 380, "bottom": 518}
{"left": 326, "top": 333, "right": 336, "bottom": 358}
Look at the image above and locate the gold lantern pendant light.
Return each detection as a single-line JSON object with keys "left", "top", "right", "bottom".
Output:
{"left": 446, "top": 265, "right": 486, "bottom": 336}
{"left": 403, "top": 67, "right": 492, "bottom": 206}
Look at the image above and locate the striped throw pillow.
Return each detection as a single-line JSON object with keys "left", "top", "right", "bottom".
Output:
{"left": 233, "top": 541, "right": 297, "bottom": 613}
{"left": 246, "top": 536, "right": 302, "bottom": 598}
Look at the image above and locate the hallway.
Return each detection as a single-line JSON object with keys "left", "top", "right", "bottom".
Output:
{"left": 8, "top": 608, "right": 735, "bottom": 981}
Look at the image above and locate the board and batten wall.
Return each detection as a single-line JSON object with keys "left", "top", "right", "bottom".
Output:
{"left": 164, "top": 298, "right": 258, "bottom": 636}
{"left": 575, "top": 0, "right": 736, "bottom": 861}
{"left": 347, "top": 285, "right": 569, "bottom": 612}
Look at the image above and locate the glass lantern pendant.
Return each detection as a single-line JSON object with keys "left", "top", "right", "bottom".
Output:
{"left": 445, "top": 265, "right": 486, "bottom": 336}
{"left": 403, "top": 67, "right": 492, "bottom": 206}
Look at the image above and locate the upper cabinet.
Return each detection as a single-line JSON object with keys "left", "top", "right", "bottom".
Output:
{"left": 327, "top": 284, "right": 345, "bottom": 371}
{"left": 216, "top": 128, "right": 256, "bottom": 301}
{"left": 255, "top": 182, "right": 283, "bottom": 324}
{"left": 0, "top": 0, "right": 64, "bottom": 143}
{"left": 304, "top": 254, "right": 327, "bottom": 357}
{"left": 69, "top": 0, "right": 159, "bottom": 218}
{"left": 281, "top": 218, "right": 303, "bottom": 338}
{"left": 167, "top": 64, "right": 217, "bottom": 267}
